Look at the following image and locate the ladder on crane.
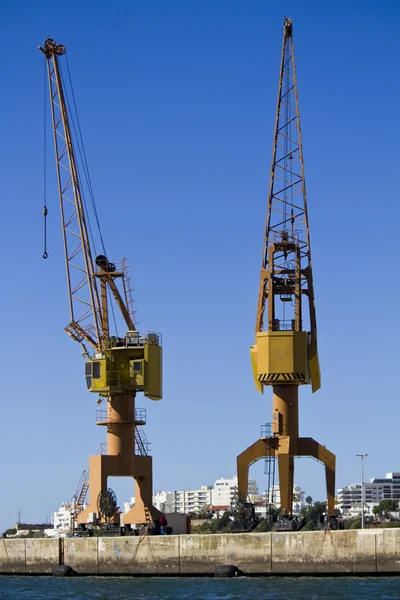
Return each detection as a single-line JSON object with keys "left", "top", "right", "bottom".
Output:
{"left": 135, "top": 427, "right": 150, "bottom": 456}
{"left": 73, "top": 443, "right": 107, "bottom": 513}
{"left": 262, "top": 423, "right": 277, "bottom": 523}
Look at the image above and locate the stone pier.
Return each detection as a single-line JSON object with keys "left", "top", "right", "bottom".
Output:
{"left": 1, "top": 529, "right": 400, "bottom": 575}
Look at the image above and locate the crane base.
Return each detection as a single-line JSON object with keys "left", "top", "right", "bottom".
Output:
{"left": 77, "top": 453, "right": 162, "bottom": 526}
{"left": 237, "top": 435, "right": 336, "bottom": 516}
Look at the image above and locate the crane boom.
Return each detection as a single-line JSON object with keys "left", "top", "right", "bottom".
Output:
{"left": 251, "top": 17, "right": 320, "bottom": 394}
{"left": 253, "top": 17, "right": 320, "bottom": 392}
{"left": 39, "top": 39, "right": 102, "bottom": 353}
{"left": 256, "top": 16, "right": 315, "bottom": 335}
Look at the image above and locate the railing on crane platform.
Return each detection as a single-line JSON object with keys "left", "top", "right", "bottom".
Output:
{"left": 95, "top": 407, "right": 146, "bottom": 426}
{"left": 105, "top": 331, "right": 162, "bottom": 351}
{"left": 261, "top": 423, "right": 274, "bottom": 438}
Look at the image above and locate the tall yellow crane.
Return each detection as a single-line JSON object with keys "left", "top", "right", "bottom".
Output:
{"left": 39, "top": 38, "right": 163, "bottom": 527}
{"left": 236, "top": 18, "right": 336, "bottom": 521}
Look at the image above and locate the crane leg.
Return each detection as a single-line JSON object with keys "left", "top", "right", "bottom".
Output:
{"left": 237, "top": 434, "right": 335, "bottom": 515}
{"left": 297, "top": 437, "right": 336, "bottom": 516}
{"left": 77, "top": 454, "right": 115, "bottom": 524}
{"left": 237, "top": 438, "right": 277, "bottom": 501}
{"left": 123, "top": 456, "right": 162, "bottom": 525}
{"left": 276, "top": 436, "right": 294, "bottom": 514}
{"left": 237, "top": 435, "right": 295, "bottom": 515}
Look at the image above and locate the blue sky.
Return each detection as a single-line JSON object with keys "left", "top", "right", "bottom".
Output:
{"left": 0, "top": 0, "right": 399, "bottom": 531}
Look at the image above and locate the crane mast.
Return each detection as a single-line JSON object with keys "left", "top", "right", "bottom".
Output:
{"left": 40, "top": 38, "right": 163, "bottom": 528}
{"left": 236, "top": 19, "right": 336, "bottom": 523}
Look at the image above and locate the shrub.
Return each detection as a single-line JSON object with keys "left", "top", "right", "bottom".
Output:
{"left": 4, "top": 529, "right": 16, "bottom": 536}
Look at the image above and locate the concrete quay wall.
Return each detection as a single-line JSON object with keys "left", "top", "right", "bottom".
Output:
{"left": 1, "top": 529, "right": 400, "bottom": 575}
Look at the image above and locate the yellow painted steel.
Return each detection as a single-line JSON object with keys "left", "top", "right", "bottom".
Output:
{"left": 86, "top": 358, "right": 107, "bottom": 392}
{"left": 309, "top": 351, "right": 321, "bottom": 393}
{"left": 129, "top": 359, "right": 145, "bottom": 388}
{"left": 250, "top": 346, "right": 263, "bottom": 393}
{"left": 144, "top": 342, "right": 162, "bottom": 400}
{"left": 251, "top": 331, "right": 310, "bottom": 388}
{"left": 85, "top": 341, "right": 162, "bottom": 399}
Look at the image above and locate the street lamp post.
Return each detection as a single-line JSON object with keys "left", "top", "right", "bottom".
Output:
{"left": 357, "top": 453, "right": 368, "bottom": 529}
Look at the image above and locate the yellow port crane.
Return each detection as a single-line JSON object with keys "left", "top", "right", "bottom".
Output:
{"left": 39, "top": 38, "right": 163, "bottom": 526}
{"left": 236, "top": 18, "right": 336, "bottom": 519}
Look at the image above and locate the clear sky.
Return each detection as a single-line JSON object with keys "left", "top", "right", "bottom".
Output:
{"left": 0, "top": 0, "right": 399, "bottom": 532}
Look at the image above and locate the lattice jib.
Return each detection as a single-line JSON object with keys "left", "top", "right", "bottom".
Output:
{"left": 46, "top": 53, "right": 102, "bottom": 351}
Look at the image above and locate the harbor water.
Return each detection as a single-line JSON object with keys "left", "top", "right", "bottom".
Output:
{"left": 1, "top": 576, "right": 400, "bottom": 599}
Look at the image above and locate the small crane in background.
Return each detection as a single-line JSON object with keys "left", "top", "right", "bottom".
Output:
{"left": 236, "top": 18, "right": 336, "bottom": 528}
{"left": 39, "top": 38, "right": 163, "bottom": 529}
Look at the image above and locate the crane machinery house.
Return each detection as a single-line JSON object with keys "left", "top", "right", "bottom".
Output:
{"left": 85, "top": 329, "right": 162, "bottom": 400}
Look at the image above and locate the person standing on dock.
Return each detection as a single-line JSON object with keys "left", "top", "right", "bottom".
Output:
{"left": 160, "top": 515, "right": 168, "bottom": 535}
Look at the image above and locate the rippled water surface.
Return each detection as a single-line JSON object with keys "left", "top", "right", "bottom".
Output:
{"left": 1, "top": 576, "right": 400, "bottom": 599}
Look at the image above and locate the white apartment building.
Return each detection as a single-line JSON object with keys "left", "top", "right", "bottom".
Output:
{"left": 124, "top": 486, "right": 214, "bottom": 516}
{"left": 211, "top": 476, "right": 260, "bottom": 507}
{"left": 153, "top": 491, "right": 175, "bottom": 513}
{"left": 264, "top": 484, "right": 305, "bottom": 514}
{"left": 123, "top": 476, "right": 261, "bottom": 516}
{"left": 365, "top": 473, "right": 400, "bottom": 503}
{"left": 52, "top": 502, "right": 76, "bottom": 535}
{"left": 172, "top": 486, "right": 213, "bottom": 513}
{"left": 336, "top": 484, "right": 365, "bottom": 519}
{"left": 337, "top": 472, "right": 400, "bottom": 518}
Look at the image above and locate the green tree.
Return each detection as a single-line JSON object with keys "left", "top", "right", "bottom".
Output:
{"left": 305, "top": 496, "right": 313, "bottom": 506}
{"left": 255, "top": 518, "right": 273, "bottom": 532}
{"left": 300, "top": 501, "right": 326, "bottom": 530}
{"left": 198, "top": 511, "right": 233, "bottom": 534}
{"left": 4, "top": 528, "right": 16, "bottom": 536}
{"left": 212, "top": 511, "right": 232, "bottom": 532}
{"left": 266, "top": 506, "right": 280, "bottom": 519}
{"left": 199, "top": 509, "right": 213, "bottom": 520}
{"left": 198, "top": 520, "right": 213, "bottom": 533}
{"left": 383, "top": 500, "right": 398, "bottom": 513}
{"left": 374, "top": 500, "right": 399, "bottom": 518}
{"left": 350, "top": 517, "right": 362, "bottom": 529}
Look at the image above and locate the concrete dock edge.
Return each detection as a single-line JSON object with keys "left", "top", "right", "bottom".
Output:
{"left": 1, "top": 529, "right": 400, "bottom": 575}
